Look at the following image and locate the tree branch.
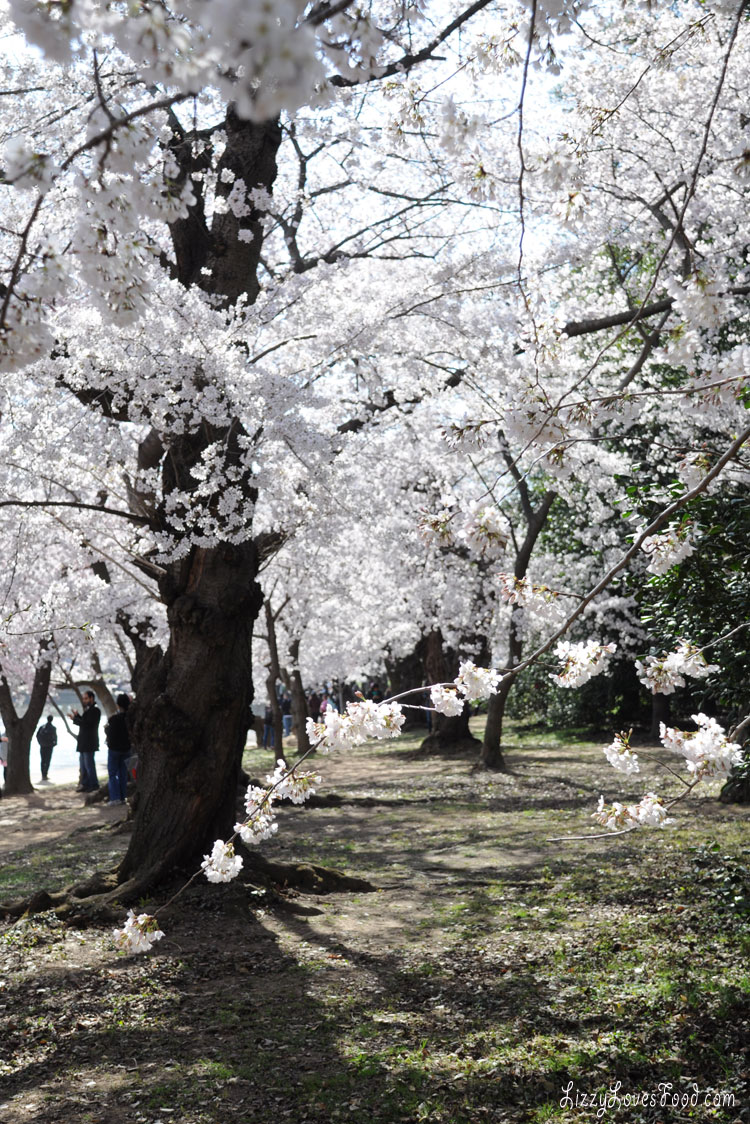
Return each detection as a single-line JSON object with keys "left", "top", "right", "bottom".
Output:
{"left": 0, "top": 499, "right": 149, "bottom": 525}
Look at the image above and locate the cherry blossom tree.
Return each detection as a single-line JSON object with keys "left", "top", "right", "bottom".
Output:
{"left": 2, "top": 0, "right": 750, "bottom": 916}
{"left": 0, "top": 0, "right": 515, "bottom": 901}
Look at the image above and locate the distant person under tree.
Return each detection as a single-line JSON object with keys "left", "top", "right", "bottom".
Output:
{"left": 70, "top": 691, "right": 101, "bottom": 793}
{"left": 105, "top": 694, "right": 131, "bottom": 804}
{"left": 36, "top": 715, "right": 57, "bottom": 782}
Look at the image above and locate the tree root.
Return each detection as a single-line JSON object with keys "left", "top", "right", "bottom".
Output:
{"left": 720, "top": 772, "right": 750, "bottom": 804}
{"left": 2, "top": 850, "right": 375, "bottom": 925}
{"left": 240, "top": 851, "right": 376, "bottom": 894}
{"left": 416, "top": 733, "right": 482, "bottom": 757}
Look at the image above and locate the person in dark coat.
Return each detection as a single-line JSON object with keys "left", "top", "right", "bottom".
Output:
{"left": 70, "top": 691, "right": 101, "bottom": 793}
{"left": 308, "top": 691, "right": 322, "bottom": 723}
{"left": 262, "top": 704, "right": 275, "bottom": 749}
{"left": 36, "top": 715, "right": 57, "bottom": 781}
{"left": 281, "top": 692, "right": 292, "bottom": 738}
{"left": 105, "top": 693, "right": 131, "bottom": 804}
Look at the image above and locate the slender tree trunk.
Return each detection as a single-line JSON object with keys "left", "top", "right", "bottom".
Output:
{"left": 420, "top": 630, "right": 480, "bottom": 754}
{"left": 264, "top": 601, "right": 286, "bottom": 762}
{"left": 481, "top": 606, "right": 523, "bottom": 770}
{"left": 0, "top": 660, "right": 52, "bottom": 796}
{"left": 481, "top": 488, "right": 557, "bottom": 768}
{"left": 286, "top": 638, "right": 311, "bottom": 755}
{"left": 265, "top": 671, "right": 285, "bottom": 765}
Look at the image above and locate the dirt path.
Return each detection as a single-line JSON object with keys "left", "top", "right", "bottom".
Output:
{"left": 1, "top": 728, "right": 748, "bottom": 1124}
{"left": 0, "top": 785, "right": 127, "bottom": 856}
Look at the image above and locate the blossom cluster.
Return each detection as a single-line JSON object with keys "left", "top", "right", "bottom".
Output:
{"left": 636, "top": 641, "right": 719, "bottom": 695}
{"left": 234, "top": 784, "right": 280, "bottom": 847}
{"left": 640, "top": 524, "right": 696, "bottom": 575}
{"left": 420, "top": 497, "right": 510, "bottom": 559}
{"left": 496, "top": 573, "right": 555, "bottom": 606}
{"left": 659, "top": 713, "right": 742, "bottom": 780}
{"left": 201, "top": 840, "right": 244, "bottom": 883}
{"left": 307, "top": 699, "right": 406, "bottom": 752}
{"left": 495, "top": 573, "right": 567, "bottom": 629}
{"left": 550, "top": 640, "right": 616, "bottom": 688}
{"left": 594, "top": 713, "right": 743, "bottom": 838}
{"left": 602, "top": 731, "right": 640, "bottom": 776}
{"left": 266, "top": 758, "right": 322, "bottom": 804}
{"left": 593, "top": 792, "right": 671, "bottom": 831}
{"left": 454, "top": 660, "right": 502, "bottom": 701}
{"left": 429, "top": 661, "right": 502, "bottom": 716}
{"left": 430, "top": 684, "right": 466, "bottom": 716}
{"left": 113, "top": 911, "right": 165, "bottom": 955}
{"left": 233, "top": 759, "right": 323, "bottom": 848}
{"left": 454, "top": 503, "right": 511, "bottom": 559}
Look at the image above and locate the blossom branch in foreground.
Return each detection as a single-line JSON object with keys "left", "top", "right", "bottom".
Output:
{"left": 549, "top": 714, "right": 742, "bottom": 843}
{"left": 112, "top": 667, "right": 504, "bottom": 953}
{"left": 550, "top": 640, "right": 616, "bottom": 688}
{"left": 636, "top": 640, "right": 719, "bottom": 695}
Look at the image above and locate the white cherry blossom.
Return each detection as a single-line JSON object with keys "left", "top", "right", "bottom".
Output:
{"left": 660, "top": 714, "right": 742, "bottom": 780}
{"left": 266, "top": 760, "right": 322, "bottom": 804}
{"left": 430, "top": 685, "right": 466, "bottom": 716}
{"left": 201, "top": 841, "right": 244, "bottom": 884}
{"left": 113, "top": 911, "right": 165, "bottom": 955}
{"left": 550, "top": 641, "right": 617, "bottom": 689}
{"left": 602, "top": 732, "right": 640, "bottom": 776}
{"left": 454, "top": 661, "right": 502, "bottom": 701}
{"left": 636, "top": 641, "right": 719, "bottom": 695}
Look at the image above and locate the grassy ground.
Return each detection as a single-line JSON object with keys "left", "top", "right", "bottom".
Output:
{"left": 1, "top": 720, "right": 749, "bottom": 1123}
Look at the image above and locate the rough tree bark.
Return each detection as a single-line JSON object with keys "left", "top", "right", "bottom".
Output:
{"left": 419, "top": 630, "right": 480, "bottom": 754}
{"left": 385, "top": 643, "right": 427, "bottom": 730}
{"left": 264, "top": 600, "right": 287, "bottom": 763}
{"left": 0, "top": 658, "right": 52, "bottom": 796}
{"left": 111, "top": 111, "right": 283, "bottom": 888}
{"left": 286, "top": 638, "right": 311, "bottom": 755}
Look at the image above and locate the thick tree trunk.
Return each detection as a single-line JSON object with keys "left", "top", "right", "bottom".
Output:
{"left": 650, "top": 693, "right": 670, "bottom": 738}
{"left": 481, "top": 678, "right": 512, "bottom": 770}
{"left": 386, "top": 644, "right": 427, "bottom": 729}
{"left": 419, "top": 630, "right": 480, "bottom": 754}
{"left": 115, "top": 108, "right": 282, "bottom": 885}
{"left": 0, "top": 660, "right": 52, "bottom": 796}
{"left": 118, "top": 540, "right": 263, "bottom": 882}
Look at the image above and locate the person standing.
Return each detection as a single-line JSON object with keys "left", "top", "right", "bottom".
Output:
{"left": 262, "top": 704, "right": 275, "bottom": 750}
{"left": 105, "top": 694, "right": 131, "bottom": 804}
{"left": 281, "top": 692, "right": 293, "bottom": 738}
{"left": 70, "top": 691, "right": 101, "bottom": 793}
{"left": 308, "top": 691, "right": 322, "bottom": 724}
{"left": 36, "top": 716, "right": 58, "bottom": 782}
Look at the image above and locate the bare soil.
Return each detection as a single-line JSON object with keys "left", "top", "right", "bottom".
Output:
{"left": 0, "top": 787, "right": 126, "bottom": 857}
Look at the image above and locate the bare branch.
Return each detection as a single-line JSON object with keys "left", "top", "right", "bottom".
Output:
{"left": 0, "top": 499, "right": 149, "bottom": 524}
{"left": 329, "top": 0, "right": 495, "bottom": 88}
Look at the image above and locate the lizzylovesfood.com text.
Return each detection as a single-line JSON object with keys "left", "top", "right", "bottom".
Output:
{"left": 560, "top": 1081, "right": 736, "bottom": 1117}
